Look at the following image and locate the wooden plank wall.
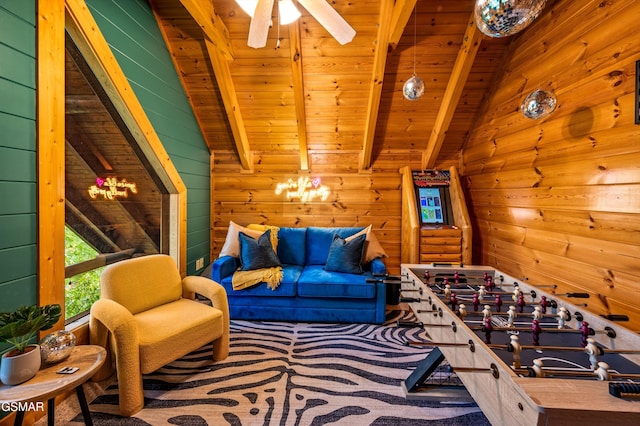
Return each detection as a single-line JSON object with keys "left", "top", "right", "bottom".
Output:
{"left": 0, "top": 1, "right": 38, "bottom": 315}
{"left": 212, "top": 150, "right": 439, "bottom": 275}
{"left": 462, "top": 0, "right": 640, "bottom": 330}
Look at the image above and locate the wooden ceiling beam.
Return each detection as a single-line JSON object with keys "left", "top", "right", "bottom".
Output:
{"left": 178, "top": 0, "right": 234, "bottom": 60}
{"left": 360, "top": 0, "right": 394, "bottom": 171}
{"left": 205, "top": 40, "right": 253, "bottom": 170}
{"left": 421, "top": 12, "right": 483, "bottom": 170}
{"left": 388, "top": 0, "right": 417, "bottom": 50}
{"left": 289, "top": 20, "right": 309, "bottom": 170}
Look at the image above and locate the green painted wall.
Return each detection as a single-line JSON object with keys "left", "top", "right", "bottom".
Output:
{"left": 0, "top": 1, "right": 37, "bottom": 317}
{"left": 0, "top": 0, "right": 210, "bottom": 326}
{"left": 84, "top": 0, "right": 211, "bottom": 275}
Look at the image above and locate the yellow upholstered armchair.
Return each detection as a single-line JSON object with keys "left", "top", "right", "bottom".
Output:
{"left": 89, "top": 254, "right": 229, "bottom": 416}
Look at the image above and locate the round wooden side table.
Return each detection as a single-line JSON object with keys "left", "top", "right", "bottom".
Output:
{"left": 0, "top": 345, "right": 106, "bottom": 426}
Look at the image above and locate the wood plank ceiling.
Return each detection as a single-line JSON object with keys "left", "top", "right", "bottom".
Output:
{"left": 150, "top": 0, "right": 513, "bottom": 171}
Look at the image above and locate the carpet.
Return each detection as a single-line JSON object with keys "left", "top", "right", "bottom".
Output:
{"left": 71, "top": 310, "right": 489, "bottom": 425}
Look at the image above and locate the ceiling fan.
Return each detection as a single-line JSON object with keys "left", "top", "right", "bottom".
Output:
{"left": 237, "top": 0, "right": 356, "bottom": 48}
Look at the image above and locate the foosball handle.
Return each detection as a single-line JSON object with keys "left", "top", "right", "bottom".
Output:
{"left": 400, "top": 297, "right": 421, "bottom": 303}
{"left": 566, "top": 293, "right": 590, "bottom": 298}
{"left": 600, "top": 314, "right": 630, "bottom": 322}
{"left": 609, "top": 382, "right": 640, "bottom": 398}
{"left": 396, "top": 320, "right": 423, "bottom": 328}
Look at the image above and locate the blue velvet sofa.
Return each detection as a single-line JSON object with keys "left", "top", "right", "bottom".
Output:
{"left": 209, "top": 226, "right": 387, "bottom": 323}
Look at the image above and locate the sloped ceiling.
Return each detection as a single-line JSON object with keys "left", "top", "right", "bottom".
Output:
{"left": 150, "top": 0, "right": 515, "bottom": 171}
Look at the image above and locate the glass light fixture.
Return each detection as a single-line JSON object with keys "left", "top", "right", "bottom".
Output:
{"left": 520, "top": 89, "right": 557, "bottom": 120}
{"left": 403, "top": 4, "right": 424, "bottom": 101}
{"left": 279, "top": 0, "right": 301, "bottom": 25}
{"left": 474, "top": 0, "right": 547, "bottom": 38}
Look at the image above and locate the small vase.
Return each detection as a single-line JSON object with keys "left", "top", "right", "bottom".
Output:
{"left": 0, "top": 344, "right": 42, "bottom": 385}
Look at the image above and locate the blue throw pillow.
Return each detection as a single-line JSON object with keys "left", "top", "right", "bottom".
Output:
{"left": 323, "top": 233, "right": 366, "bottom": 274}
{"left": 239, "top": 230, "right": 281, "bottom": 271}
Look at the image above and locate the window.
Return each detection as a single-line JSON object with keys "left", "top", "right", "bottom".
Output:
{"left": 63, "top": 34, "right": 169, "bottom": 323}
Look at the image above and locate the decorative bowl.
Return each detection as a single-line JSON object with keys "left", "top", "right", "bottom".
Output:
{"left": 40, "top": 330, "right": 76, "bottom": 365}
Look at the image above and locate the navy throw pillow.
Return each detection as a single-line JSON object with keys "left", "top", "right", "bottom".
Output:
{"left": 323, "top": 233, "right": 366, "bottom": 274}
{"left": 238, "top": 230, "right": 281, "bottom": 271}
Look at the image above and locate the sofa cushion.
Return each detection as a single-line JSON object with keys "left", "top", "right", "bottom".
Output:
{"left": 324, "top": 233, "right": 366, "bottom": 274}
{"left": 305, "top": 227, "right": 364, "bottom": 265}
{"left": 221, "top": 265, "right": 302, "bottom": 297}
{"left": 239, "top": 230, "right": 281, "bottom": 271}
{"left": 219, "top": 221, "right": 264, "bottom": 258}
{"left": 298, "top": 265, "right": 376, "bottom": 298}
{"left": 277, "top": 227, "right": 307, "bottom": 265}
{"left": 345, "top": 225, "right": 388, "bottom": 263}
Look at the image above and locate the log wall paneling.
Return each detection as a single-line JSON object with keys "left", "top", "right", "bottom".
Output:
{"left": 462, "top": 0, "right": 640, "bottom": 330}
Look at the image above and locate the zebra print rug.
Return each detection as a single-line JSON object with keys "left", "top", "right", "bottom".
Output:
{"left": 73, "top": 310, "right": 489, "bottom": 425}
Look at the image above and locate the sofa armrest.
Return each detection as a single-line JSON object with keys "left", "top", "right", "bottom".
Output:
{"left": 369, "top": 257, "right": 386, "bottom": 275}
{"left": 210, "top": 255, "right": 238, "bottom": 282}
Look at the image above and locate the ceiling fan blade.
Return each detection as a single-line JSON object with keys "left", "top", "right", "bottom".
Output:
{"left": 297, "top": 0, "right": 356, "bottom": 45}
{"left": 248, "top": 0, "right": 275, "bottom": 48}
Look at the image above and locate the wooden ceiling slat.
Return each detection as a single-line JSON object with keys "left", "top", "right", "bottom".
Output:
{"left": 340, "top": 2, "right": 393, "bottom": 170}
{"left": 177, "top": 0, "right": 234, "bottom": 59}
{"left": 422, "top": 12, "right": 483, "bottom": 170}
{"left": 206, "top": 39, "right": 253, "bottom": 170}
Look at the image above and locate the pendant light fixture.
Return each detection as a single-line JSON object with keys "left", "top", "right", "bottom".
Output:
{"left": 403, "top": 3, "right": 424, "bottom": 101}
{"left": 474, "top": 0, "right": 547, "bottom": 38}
{"left": 520, "top": 88, "right": 557, "bottom": 120}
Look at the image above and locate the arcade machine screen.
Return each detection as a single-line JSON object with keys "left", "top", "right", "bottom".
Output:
{"left": 418, "top": 187, "right": 444, "bottom": 224}
{"left": 412, "top": 170, "right": 454, "bottom": 227}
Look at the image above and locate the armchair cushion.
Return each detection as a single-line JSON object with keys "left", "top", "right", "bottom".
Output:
{"left": 135, "top": 299, "right": 224, "bottom": 373}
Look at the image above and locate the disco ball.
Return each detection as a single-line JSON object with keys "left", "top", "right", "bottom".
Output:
{"left": 474, "top": 0, "right": 547, "bottom": 38}
{"left": 403, "top": 75, "right": 425, "bottom": 101}
{"left": 520, "top": 89, "right": 557, "bottom": 120}
{"left": 40, "top": 330, "right": 76, "bottom": 364}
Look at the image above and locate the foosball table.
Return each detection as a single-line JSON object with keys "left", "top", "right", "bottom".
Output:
{"left": 397, "top": 263, "right": 640, "bottom": 425}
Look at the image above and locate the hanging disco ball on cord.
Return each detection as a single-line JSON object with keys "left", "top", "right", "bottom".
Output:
{"left": 474, "top": 0, "right": 547, "bottom": 38}
{"left": 520, "top": 89, "right": 557, "bottom": 120}
{"left": 403, "top": 74, "right": 425, "bottom": 101}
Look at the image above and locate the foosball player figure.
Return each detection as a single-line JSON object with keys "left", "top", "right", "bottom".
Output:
{"left": 516, "top": 292, "right": 526, "bottom": 313}
{"left": 539, "top": 295, "right": 548, "bottom": 314}
{"left": 450, "top": 292, "right": 458, "bottom": 311}
{"left": 443, "top": 284, "right": 451, "bottom": 302}
{"left": 532, "top": 359, "right": 544, "bottom": 378}
{"left": 482, "top": 304, "right": 492, "bottom": 321}
{"left": 458, "top": 303, "right": 467, "bottom": 321}
{"left": 478, "top": 285, "right": 487, "bottom": 300}
{"left": 595, "top": 362, "right": 610, "bottom": 381}
{"left": 512, "top": 286, "right": 521, "bottom": 302}
{"left": 585, "top": 337, "right": 599, "bottom": 370}
{"left": 453, "top": 270, "right": 460, "bottom": 286}
{"left": 494, "top": 293, "right": 503, "bottom": 312}
{"left": 472, "top": 293, "right": 480, "bottom": 311}
{"left": 508, "top": 334, "right": 522, "bottom": 368}
{"left": 532, "top": 306, "right": 543, "bottom": 321}
{"left": 531, "top": 319, "right": 542, "bottom": 346}
{"left": 507, "top": 305, "right": 517, "bottom": 327}
{"left": 486, "top": 275, "right": 495, "bottom": 290}
{"left": 483, "top": 317, "right": 493, "bottom": 344}
{"left": 424, "top": 270, "right": 430, "bottom": 283}
{"left": 557, "top": 306, "right": 569, "bottom": 329}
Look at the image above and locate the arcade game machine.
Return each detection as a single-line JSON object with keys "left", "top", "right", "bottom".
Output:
{"left": 399, "top": 166, "right": 472, "bottom": 266}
